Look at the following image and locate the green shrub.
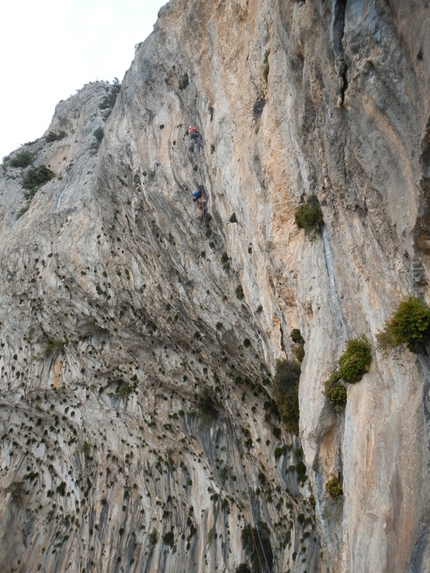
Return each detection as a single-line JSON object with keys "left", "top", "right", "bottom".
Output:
{"left": 325, "top": 476, "right": 343, "bottom": 500}
{"left": 243, "top": 338, "right": 251, "bottom": 348}
{"left": 22, "top": 165, "right": 55, "bottom": 197}
{"left": 10, "top": 149, "right": 33, "bottom": 168}
{"left": 149, "top": 528, "right": 158, "bottom": 544}
{"left": 377, "top": 296, "right": 430, "bottom": 352}
{"left": 338, "top": 336, "right": 372, "bottom": 383}
{"left": 242, "top": 521, "right": 273, "bottom": 573}
{"left": 290, "top": 329, "right": 304, "bottom": 344}
{"left": 99, "top": 78, "right": 121, "bottom": 110}
{"left": 236, "top": 565, "right": 251, "bottom": 573}
{"left": 236, "top": 284, "right": 244, "bottom": 300}
{"left": 45, "top": 130, "right": 66, "bottom": 142}
{"left": 272, "top": 360, "right": 301, "bottom": 434}
{"left": 229, "top": 212, "right": 238, "bottom": 223}
{"left": 42, "top": 338, "right": 65, "bottom": 357}
{"left": 93, "top": 127, "right": 104, "bottom": 142}
{"left": 163, "top": 531, "right": 174, "bottom": 547}
{"left": 294, "top": 195, "right": 324, "bottom": 240}
{"left": 323, "top": 371, "right": 347, "bottom": 408}
{"left": 7, "top": 480, "right": 24, "bottom": 502}
{"left": 294, "top": 345, "right": 305, "bottom": 363}
{"left": 115, "top": 381, "right": 133, "bottom": 398}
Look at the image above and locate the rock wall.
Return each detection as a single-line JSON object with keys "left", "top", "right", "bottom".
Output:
{"left": 0, "top": 0, "right": 429, "bottom": 572}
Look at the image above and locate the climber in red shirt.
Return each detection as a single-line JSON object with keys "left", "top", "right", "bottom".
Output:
{"left": 188, "top": 125, "right": 202, "bottom": 146}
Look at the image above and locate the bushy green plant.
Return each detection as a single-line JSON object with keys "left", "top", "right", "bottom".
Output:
{"left": 10, "top": 149, "right": 33, "bottom": 168}
{"left": 149, "top": 528, "right": 158, "bottom": 544}
{"left": 163, "top": 531, "right": 174, "bottom": 547}
{"left": 22, "top": 165, "right": 55, "bottom": 197}
{"left": 115, "top": 381, "right": 133, "bottom": 398}
{"left": 290, "top": 329, "right": 304, "bottom": 344}
{"left": 229, "top": 212, "right": 238, "bottom": 223}
{"left": 45, "top": 130, "right": 66, "bottom": 142}
{"left": 294, "top": 195, "right": 324, "bottom": 240}
{"left": 93, "top": 127, "right": 104, "bottom": 142}
{"left": 323, "top": 371, "right": 347, "bottom": 408}
{"left": 242, "top": 521, "right": 273, "bottom": 573}
{"left": 99, "top": 78, "right": 121, "bottom": 110}
{"left": 236, "top": 284, "right": 244, "bottom": 300}
{"left": 325, "top": 476, "right": 343, "bottom": 500}
{"left": 272, "top": 360, "right": 301, "bottom": 434}
{"left": 377, "top": 296, "right": 430, "bottom": 352}
{"left": 236, "top": 565, "right": 251, "bottom": 573}
{"left": 7, "top": 480, "right": 24, "bottom": 502}
{"left": 42, "top": 338, "right": 65, "bottom": 356}
{"left": 338, "top": 336, "right": 372, "bottom": 383}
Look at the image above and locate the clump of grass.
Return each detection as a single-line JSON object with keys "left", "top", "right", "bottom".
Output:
{"left": 16, "top": 203, "right": 30, "bottom": 219}
{"left": 325, "top": 476, "right": 343, "bottom": 500}
{"left": 338, "top": 336, "right": 372, "bottom": 383}
{"left": 272, "top": 360, "right": 301, "bottom": 434}
{"left": 377, "top": 296, "right": 430, "bottom": 353}
{"left": 294, "top": 195, "right": 324, "bottom": 240}
{"left": 323, "top": 371, "right": 347, "bottom": 409}
{"left": 42, "top": 339, "right": 65, "bottom": 357}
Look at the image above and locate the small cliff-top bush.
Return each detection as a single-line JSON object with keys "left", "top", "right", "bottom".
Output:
{"left": 272, "top": 360, "right": 301, "bottom": 434}
{"left": 377, "top": 296, "right": 430, "bottom": 353}
{"left": 45, "top": 130, "right": 66, "bottom": 142}
{"left": 338, "top": 336, "right": 372, "bottom": 383}
{"left": 295, "top": 195, "right": 324, "bottom": 240}
{"left": 323, "top": 371, "right": 347, "bottom": 409}
{"left": 10, "top": 149, "right": 33, "bottom": 168}
{"left": 325, "top": 476, "right": 343, "bottom": 500}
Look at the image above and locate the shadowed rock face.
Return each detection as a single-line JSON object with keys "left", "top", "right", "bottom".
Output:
{"left": 0, "top": 0, "right": 430, "bottom": 572}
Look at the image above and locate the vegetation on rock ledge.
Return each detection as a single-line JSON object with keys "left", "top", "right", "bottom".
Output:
{"left": 377, "top": 296, "right": 430, "bottom": 353}
{"left": 295, "top": 195, "right": 324, "bottom": 240}
{"left": 272, "top": 360, "right": 301, "bottom": 434}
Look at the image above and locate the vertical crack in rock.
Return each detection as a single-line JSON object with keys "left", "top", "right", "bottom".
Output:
{"left": 332, "top": 0, "right": 348, "bottom": 106}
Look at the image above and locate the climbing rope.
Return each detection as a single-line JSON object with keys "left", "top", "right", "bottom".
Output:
{"left": 214, "top": 330, "right": 272, "bottom": 573}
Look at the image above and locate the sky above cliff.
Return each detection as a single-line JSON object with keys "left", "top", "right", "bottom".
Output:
{"left": 0, "top": 0, "right": 167, "bottom": 161}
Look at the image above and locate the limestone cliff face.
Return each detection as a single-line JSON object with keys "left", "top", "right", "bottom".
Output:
{"left": 1, "top": 1, "right": 430, "bottom": 572}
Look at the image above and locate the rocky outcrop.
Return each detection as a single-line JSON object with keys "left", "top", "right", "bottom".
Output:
{"left": 1, "top": 0, "right": 430, "bottom": 572}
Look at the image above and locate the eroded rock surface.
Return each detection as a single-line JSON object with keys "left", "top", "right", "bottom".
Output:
{"left": 0, "top": 1, "right": 430, "bottom": 572}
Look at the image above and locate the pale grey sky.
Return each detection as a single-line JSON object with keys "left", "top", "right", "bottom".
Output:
{"left": 0, "top": 0, "right": 167, "bottom": 160}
